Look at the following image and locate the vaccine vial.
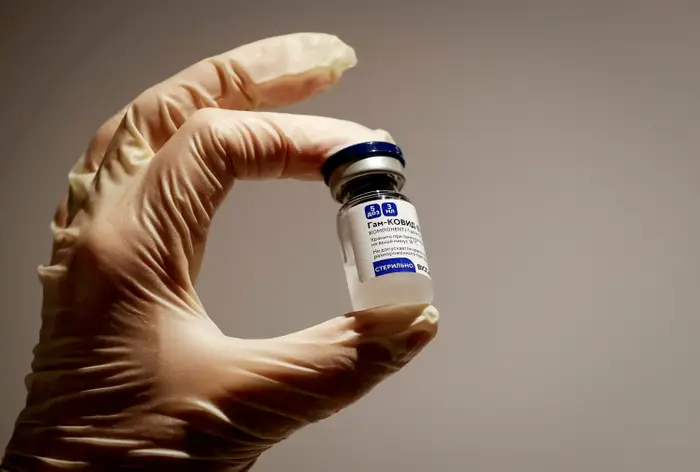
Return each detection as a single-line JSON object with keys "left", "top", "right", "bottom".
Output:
{"left": 321, "top": 141, "right": 433, "bottom": 311}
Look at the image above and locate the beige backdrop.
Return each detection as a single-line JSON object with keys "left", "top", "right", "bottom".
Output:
{"left": 1, "top": 1, "right": 699, "bottom": 471}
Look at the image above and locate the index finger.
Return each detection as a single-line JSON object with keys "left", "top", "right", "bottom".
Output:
{"left": 65, "top": 32, "right": 357, "bottom": 221}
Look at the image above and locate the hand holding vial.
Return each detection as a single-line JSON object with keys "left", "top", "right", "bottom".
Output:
{"left": 1, "top": 33, "right": 438, "bottom": 472}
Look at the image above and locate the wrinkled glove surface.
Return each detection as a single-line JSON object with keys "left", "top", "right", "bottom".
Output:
{"left": 2, "top": 33, "right": 439, "bottom": 472}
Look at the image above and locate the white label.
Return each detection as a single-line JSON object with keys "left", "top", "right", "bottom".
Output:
{"left": 346, "top": 198, "right": 431, "bottom": 282}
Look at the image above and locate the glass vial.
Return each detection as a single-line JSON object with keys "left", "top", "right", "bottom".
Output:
{"left": 321, "top": 141, "right": 433, "bottom": 311}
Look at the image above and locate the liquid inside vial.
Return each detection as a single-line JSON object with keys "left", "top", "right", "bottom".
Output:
{"left": 338, "top": 193, "right": 433, "bottom": 311}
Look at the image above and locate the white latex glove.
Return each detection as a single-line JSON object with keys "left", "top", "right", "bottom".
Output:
{"left": 1, "top": 33, "right": 439, "bottom": 472}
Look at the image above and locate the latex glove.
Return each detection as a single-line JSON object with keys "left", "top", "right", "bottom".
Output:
{"left": 1, "top": 33, "right": 439, "bottom": 472}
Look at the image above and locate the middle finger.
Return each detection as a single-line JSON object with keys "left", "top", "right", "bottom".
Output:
{"left": 102, "top": 32, "right": 357, "bottom": 167}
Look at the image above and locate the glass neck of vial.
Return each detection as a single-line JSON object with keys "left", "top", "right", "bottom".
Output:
{"left": 338, "top": 173, "right": 403, "bottom": 205}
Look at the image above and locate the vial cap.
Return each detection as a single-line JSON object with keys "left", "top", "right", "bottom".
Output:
{"left": 321, "top": 141, "right": 405, "bottom": 186}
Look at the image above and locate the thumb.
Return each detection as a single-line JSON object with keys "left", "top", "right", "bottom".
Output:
{"left": 212, "top": 304, "right": 439, "bottom": 441}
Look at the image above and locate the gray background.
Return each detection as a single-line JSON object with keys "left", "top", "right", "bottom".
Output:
{"left": 1, "top": 1, "right": 699, "bottom": 470}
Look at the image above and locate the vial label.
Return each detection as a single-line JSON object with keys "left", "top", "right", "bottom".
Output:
{"left": 346, "top": 198, "right": 431, "bottom": 283}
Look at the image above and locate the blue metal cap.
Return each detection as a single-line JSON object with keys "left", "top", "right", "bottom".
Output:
{"left": 321, "top": 141, "right": 405, "bottom": 185}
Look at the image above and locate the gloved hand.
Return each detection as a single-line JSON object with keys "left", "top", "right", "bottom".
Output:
{"left": 1, "top": 33, "right": 439, "bottom": 472}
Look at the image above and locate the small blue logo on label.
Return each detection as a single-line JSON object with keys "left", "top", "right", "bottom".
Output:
{"left": 364, "top": 204, "right": 381, "bottom": 219}
{"left": 373, "top": 257, "right": 416, "bottom": 276}
{"left": 381, "top": 202, "right": 398, "bottom": 217}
